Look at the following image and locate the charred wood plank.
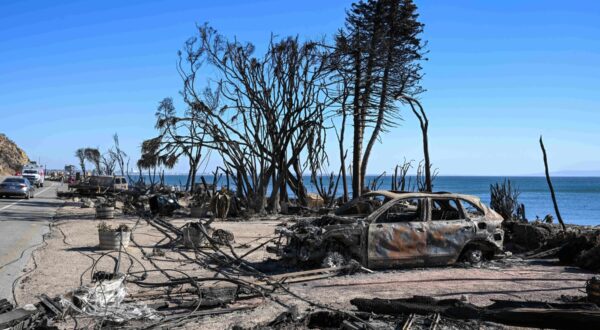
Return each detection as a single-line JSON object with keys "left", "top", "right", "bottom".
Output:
{"left": 351, "top": 296, "right": 600, "bottom": 329}
{"left": 487, "top": 307, "right": 600, "bottom": 329}
{"left": 0, "top": 307, "right": 39, "bottom": 328}
{"left": 39, "top": 294, "right": 63, "bottom": 318}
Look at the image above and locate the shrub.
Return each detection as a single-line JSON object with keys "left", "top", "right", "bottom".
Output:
{"left": 490, "top": 179, "right": 520, "bottom": 220}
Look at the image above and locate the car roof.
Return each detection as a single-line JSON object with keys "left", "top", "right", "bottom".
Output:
{"left": 365, "top": 190, "right": 483, "bottom": 204}
{"left": 358, "top": 190, "right": 503, "bottom": 221}
{"left": 3, "top": 176, "right": 26, "bottom": 181}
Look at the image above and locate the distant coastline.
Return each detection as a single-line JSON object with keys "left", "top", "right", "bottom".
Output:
{"left": 112, "top": 172, "right": 600, "bottom": 178}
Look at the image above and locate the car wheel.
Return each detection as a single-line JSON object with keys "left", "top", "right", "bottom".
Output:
{"left": 25, "top": 193, "right": 30, "bottom": 200}
{"left": 321, "top": 251, "right": 348, "bottom": 268}
{"left": 463, "top": 247, "right": 483, "bottom": 264}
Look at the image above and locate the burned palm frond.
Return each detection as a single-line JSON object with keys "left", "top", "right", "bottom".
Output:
{"left": 75, "top": 148, "right": 87, "bottom": 178}
{"left": 141, "top": 136, "right": 163, "bottom": 155}
{"left": 143, "top": 97, "right": 208, "bottom": 192}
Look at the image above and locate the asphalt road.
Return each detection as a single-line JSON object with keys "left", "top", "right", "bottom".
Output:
{"left": 0, "top": 179, "right": 64, "bottom": 302}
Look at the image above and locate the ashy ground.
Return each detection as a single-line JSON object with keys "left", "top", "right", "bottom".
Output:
{"left": 10, "top": 202, "right": 596, "bottom": 329}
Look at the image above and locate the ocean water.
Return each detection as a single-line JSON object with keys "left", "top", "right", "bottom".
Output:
{"left": 139, "top": 175, "right": 600, "bottom": 226}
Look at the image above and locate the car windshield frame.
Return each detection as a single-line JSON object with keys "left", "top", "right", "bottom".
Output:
{"left": 374, "top": 197, "right": 425, "bottom": 223}
{"left": 335, "top": 192, "right": 393, "bottom": 217}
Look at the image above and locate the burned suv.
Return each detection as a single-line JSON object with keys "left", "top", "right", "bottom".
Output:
{"left": 268, "top": 191, "right": 504, "bottom": 269}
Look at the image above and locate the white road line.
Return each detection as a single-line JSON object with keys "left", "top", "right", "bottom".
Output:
{"left": 0, "top": 183, "right": 54, "bottom": 211}
{"left": 0, "top": 200, "right": 22, "bottom": 211}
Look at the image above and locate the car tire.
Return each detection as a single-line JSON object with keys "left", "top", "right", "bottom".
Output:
{"left": 463, "top": 247, "right": 483, "bottom": 264}
{"left": 25, "top": 194, "right": 30, "bottom": 200}
{"left": 321, "top": 251, "right": 348, "bottom": 268}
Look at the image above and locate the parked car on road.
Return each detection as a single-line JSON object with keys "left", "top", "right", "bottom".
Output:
{"left": 268, "top": 191, "right": 504, "bottom": 269}
{"left": 0, "top": 177, "right": 35, "bottom": 199}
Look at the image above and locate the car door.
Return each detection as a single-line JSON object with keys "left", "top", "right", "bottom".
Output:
{"left": 426, "top": 197, "right": 476, "bottom": 265}
{"left": 367, "top": 197, "right": 428, "bottom": 268}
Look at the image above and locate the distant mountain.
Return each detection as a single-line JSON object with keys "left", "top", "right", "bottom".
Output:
{"left": 0, "top": 134, "right": 29, "bottom": 176}
{"left": 520, "top": 170, "right": 600, "bottom": 177}
{"left": 548, "top": 170, "right": 600, "bottom": 177}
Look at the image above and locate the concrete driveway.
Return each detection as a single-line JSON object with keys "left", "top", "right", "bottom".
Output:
{"left": 0, "top": 179, "right": 64, "bottom": 302}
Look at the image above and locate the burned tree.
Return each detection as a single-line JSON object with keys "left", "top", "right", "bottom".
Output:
{"left": 177, "top": 26, "right": 332, "bottom": 213}
{"left": 141, "top": 97, "right": 206, "bottom": 192}
{"left": 110, "top": 133, "right": 128, "bottom": 176}
{"left": 83, "top": 148, "right": 101, "bottom": 175}
{"left": 540, "top": 136, "right": 566, "bottom": 231}
{"left": 415, "top": 160, "right": 438, "bottom": 192}
{"left": 75, "top": 148, "right": 87, "bottom": 178}
{"left": 399, "top": 95, "right": 432, "bottom": 192}
{"left": 391, "top": 158, "right": 413, "bottom": 191}
{"left": 136, "top": 152, "right": 163, "bottom": 189}
{"left": 100, "top": 152, "right": 116, "bottom": 175}
{"left": 76, "top": 145, "right": 121, "bottom": 177}
{"left": 76, "top": 135, "right": 128, "bottom": 178}
{"left": 333, "top": 0, "right": 426, "bottom": 198}
{"left": 330, "top": 74, "right": 352, "bottom": 203}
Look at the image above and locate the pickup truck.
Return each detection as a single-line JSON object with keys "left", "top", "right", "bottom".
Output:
{"left": 21, "top": 166, "right": 45, "bottom": 188}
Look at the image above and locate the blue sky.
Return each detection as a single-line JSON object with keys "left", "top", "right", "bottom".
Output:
{"left": 1, "top": 0, "right": 599, "bottom": 176}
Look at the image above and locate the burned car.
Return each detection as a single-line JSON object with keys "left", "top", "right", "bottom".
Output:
{"left": 268, "top": 191, "right": 504, "bottom": 269}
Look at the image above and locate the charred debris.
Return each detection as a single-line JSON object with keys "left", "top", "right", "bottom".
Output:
{"left": 3, "top": 178, "right": 600, "bottom": 330}
{"left": 10, "top": 119, "right": 600, "bottom": 330}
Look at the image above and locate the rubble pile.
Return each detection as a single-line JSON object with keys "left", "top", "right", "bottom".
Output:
{"left": 558, "top": 230, "right": 600, "bottom": 271}
{"left": 504, "top": 220, "right": 600, "bottom": 272}
{"left": 350, "top": 295, "right": 600, "bottom": 329}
